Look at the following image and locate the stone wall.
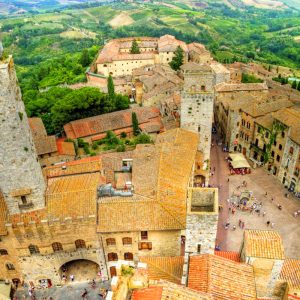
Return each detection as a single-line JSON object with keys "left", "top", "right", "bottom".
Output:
{"left": 101, "top": 230, "right": 181, "bottom": 277}
{"left": 181, "top": 68, "right": 215, "bottom": 162}
{"left": 0, "top": 57, "right": 45, "bottom": 214}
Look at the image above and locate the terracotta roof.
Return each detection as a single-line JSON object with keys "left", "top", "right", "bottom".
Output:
{"left": 46, "top": 173, "right": 102, "bottom": 220}
{"left": 158, "top": 34, "right": 188, "bottom": 52}
{"left": 45, "top": 156, "right": 102, "bottom": 178}
{"left": 255, "top": 114, "right": 274, "bottom": 130}
{"left": 244, "top": 230, "right": 285, "bottom": 260}
{"left": 214, "top": 251, "right": 240, "bottom": 262}
{"left": 132, "top": 280, "right": 212, "bottom": 300}
{"left": 96, "top": 37, "right": 159, "bottom": 64}
{"left": 280, "top": 258, "right": 300, "bottom": 289}
{"left": 10, "top": 209, "right": 48, "bottom": 226}
{"left": 56, "top": 139, "right": 75, "bottom": 156}
{"left": 0, "top": 192, "right": 8, "bottom": 235}
{"left": 97, "top": 129, "right": 198, "bottom": 232}
{"left": 210, "top": 62, "right": 230, "bottom": 74}
{"left": 64, "top": 107, "right": 162, "bottom": 139}
{"left": 188, "top": 254, "right": 257, "bottom": 300}
{"left": 188, "top": 42, "right": 210, "bottom": 55}
{"left": 215, "top": 82, "right": 268, "bottom": 92}
{"left": 140, "top": 256, "right": 184, "bottom": 284}
{"left": 242, "top": 98, "right": 293, "bottom": 117}
{"left": 132, "top": 286, "right": 163, "bottom": 300}
{"left": 181, "top": 62, "right": 212, "bottom": 72}
{"left": 29, "top": 118, "right": 57, "bottom": 155}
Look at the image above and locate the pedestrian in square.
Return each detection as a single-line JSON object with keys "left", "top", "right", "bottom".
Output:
{"left": 267, "top": 221, "right": 270, "bottom": 226}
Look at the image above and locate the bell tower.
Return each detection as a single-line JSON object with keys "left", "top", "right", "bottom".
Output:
{"left": 0, "top": 56, "right": 45, "bottom": 214}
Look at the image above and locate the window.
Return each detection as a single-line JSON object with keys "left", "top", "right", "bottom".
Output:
{"left": 6, "top": 263, "right": 15, "bottom": 271}
{"left": 201, "top": 85, "right": 205, "bottom": 91}
{"left": 141, "top": 231, "right": 148, "bottom": 240}
{"left": 282, "top": 132, "right": 285, "bottom": 138}
{"left": 21, "top": 196, "right": 27, "bottom": 204}
{"left": 265, "top": 132, "right": 269, "bottom": 138}
{"left": 247, "top": 122, "right": 250, "bottom": 129}
{"left": 198, "top": 126, "right": 201, "bottom": 133}
{"left": 124, "top": 252, "right": 133, "bottom": 260}
{"left": 271, "top": 151, "right": 275, "bottom": 158}
{"left": 255, "top": 139, "right": 258, "bottom": 146}
{"left": 138, "top": 242, "right": 152, "bottom": 250}
{"left": 236, "top": 134, "right": 239, "bottom": 139}
{"left": 75, "top": 239, "right": 86, "bottom": 249}
{"left": 108, "top": 252, "right": 118, "bottom": 261}
{"left": 106, "top": 238, "right": 116, "bottom": 246}
{"left": 263, "top": 144, "right": 266, "bottom": 152}
{"left": 122, "top": 237, "right": 132, "bottom": 245}
{"left": 279, "top": 144, "right": 283, "bottom": 151}
{"left": 197, "top": 244, "right": 201, "bottom": 254}
{"left": 28, "top": 245, "right": 40, "bottom": 255}
{"left": 274, "top": 140, "right": 277, "bottom": 146}
{"left": 237, "top": 122, "right": 240, "bottom": 127}
{"left": 0, "top": 249, "right": 8, "bottom": 256}
{"left": 276, "top": 155, "right": 281, "bottom": 162}
{"left": 289, "top": 147, "right": 294, "bottom": 155}
{"left": 52, "top": 242, "right": 63, "bottom": 252}
{"left": 257, "top": 127, "right": 261, "bottom": 133}
{"left": 242, "top": 119, "right": 245, "bottom": 126}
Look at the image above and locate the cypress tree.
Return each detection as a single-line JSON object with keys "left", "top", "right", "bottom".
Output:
{"left": 292, "top": 80, "right": 297, "bottom": 89}
{"left": 132, "top": 112, "right": 139, "bottom": 136}
{"left": 79, "top": 49, "right": 90, "bottom": 67}
{"left": 297, "top": 81, "right": 300, "bottom": 91}
{"left": 130, "top": 40, "right": 140, "bottom": 54}
{"left": 107, "top": 74, "right": 115, "bottom": 100}
{"left": 169, "top": 46, "right": 184, "bottom": 71}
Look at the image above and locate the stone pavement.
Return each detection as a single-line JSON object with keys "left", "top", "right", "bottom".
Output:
{"left": 210, "top": 135, "right": 300, "bottom": 259}
{"left": 14, "top": 280, "right": 110, "bottom": 300}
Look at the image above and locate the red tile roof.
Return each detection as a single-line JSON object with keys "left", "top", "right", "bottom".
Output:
{"left": 64, "top": 107, "right": 163, "bottom": 139}
{"left": 56, "top": 138, "right": 75, "bottom": 156}
{"left": 214, "top": 251, "right": 240, "bottom": 262}
{"left": 132, "top": 286, "right": 163, "bottom": 300}
{"left": 280, "top": 258, "right": 300, "bottom": 290}
{"left": 188, "top": 254, "right": 257, "bottom": 300}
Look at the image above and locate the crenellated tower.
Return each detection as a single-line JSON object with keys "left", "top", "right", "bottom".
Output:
{"left": 0, "top": 56, "right": 45, "bottom": 214}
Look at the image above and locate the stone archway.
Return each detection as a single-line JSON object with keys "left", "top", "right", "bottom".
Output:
{"left": 60, "top": 259, "right": 100, "bottom": 283}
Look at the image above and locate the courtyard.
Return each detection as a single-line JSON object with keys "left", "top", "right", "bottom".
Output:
{"left": 210, "top": 136, "right": 300, "bottom": 259}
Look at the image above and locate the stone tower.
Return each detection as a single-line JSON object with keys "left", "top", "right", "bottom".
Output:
{"left": 181, "top": 187, "right": 218, "bottom": 285}
{"left": 180, "top": 62, "right": 215, "bottom": 165}
{"left": 0, "top": 56, "right": 45, "bottom": 214}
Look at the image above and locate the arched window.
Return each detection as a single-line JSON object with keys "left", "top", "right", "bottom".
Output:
{"left": 124, "top": 252, "right": 133, "bottom": 260}
{"left": 289, "top": 147, "right": 294, "bottom": 155}
{"left": 108, "top": 253, "right": 118, "bottom": 261}
{"left": 106, "top": 238, "right": 116, "bottom": 246}
{"left": 0, "top": 249, "right": 8, "bottom": 256}
{"left": 28, "top": 245, "right": 40, "bottom": 255}
{"left": 6, "top": 263, "right": 15, "bottom": 270}
{"left": 52, "top": 242, "right": 63, "bottom": 252}
{"left": 122, "top": 237, "right": 132, "bottom": 245}
{"left": 75, "top": 239, "right": 86, "bottom": 249}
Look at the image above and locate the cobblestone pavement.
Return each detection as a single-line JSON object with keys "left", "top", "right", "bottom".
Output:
{"left": 210, "top": 134, "right": 300, "bottom": 259}
{"left": 14, "top": 280, "right": 110, "bottom": 300}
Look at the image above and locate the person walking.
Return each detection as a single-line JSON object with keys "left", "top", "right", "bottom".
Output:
{"left": 271, "top": 222, "right": 275, "bottom": 228}
{"left": 267, "top": 221, "right": 270, "bottom": 226}
{"left": 70, "top": 274, "right": 74, "bottom": 282}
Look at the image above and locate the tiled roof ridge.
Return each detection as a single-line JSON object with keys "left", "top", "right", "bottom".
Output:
{"left": 143, "top": 256, "right": 183, "bottom": 283}
{"left": 155, "top": 132, "right": 186, "bottom": 229}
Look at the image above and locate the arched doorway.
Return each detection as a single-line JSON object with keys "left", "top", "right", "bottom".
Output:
{"left": 194, "top": 175, "right": 205, "bottom": 187}
{"left": 59, "top": 259, "right": 99, "bottom": 283}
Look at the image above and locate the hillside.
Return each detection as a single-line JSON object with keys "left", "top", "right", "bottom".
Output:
{"left": 0, "top": 0, "right": 299, "bottom": 121}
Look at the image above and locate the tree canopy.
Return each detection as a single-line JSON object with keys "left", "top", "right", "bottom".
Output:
{"left": 169, "top": 46, "right": 184, "bottom": 71}
{"left": 107, "top": 74, "right": 115, "bottom": 100}
{"left": 130, "top": 39, "right": 140, "bottom": 54}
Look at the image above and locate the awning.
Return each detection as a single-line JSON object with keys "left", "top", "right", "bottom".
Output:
{"left": 229, "top": 153, "right": 251, "bottom": 169}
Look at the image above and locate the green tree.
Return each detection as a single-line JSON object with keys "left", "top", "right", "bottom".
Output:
{"left": 79, "top": 49, "right": 90, "bottom": 67}
{"left": 297, "top": 81, "right": 300, "bottom": 91}
{"left": 169, "top": 46, "right": 184, "bottom": 71}
{"left": 107, "top": 74, "right": 115, "bottom": 100}
{"left": 130, "top": 39, "right": 140, "bottom": 54}
{"left": 135, "top": 133, "right": 151, "bottom": 144}
{"left": 292, "top": 80, "right": 297, "bottom": 89}
{"left": 132, "top": 112, "right": 139, "bottom": 136}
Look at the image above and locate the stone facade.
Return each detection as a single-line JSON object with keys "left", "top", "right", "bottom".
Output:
{"left": 101, "top": 230, "right": 181, "bottom": 277}
{"left": 0, "top": 57, "right": 45, "bottom": 215}
{"left": 182, "top": 188, "right": 218, "bottom": 285}
{"left": 180, "top": 63, "right": 215, "bottom": 163}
